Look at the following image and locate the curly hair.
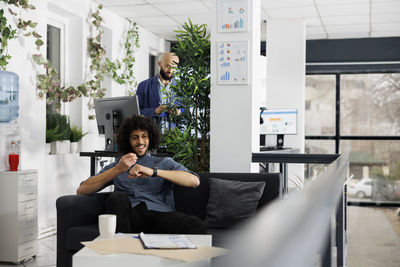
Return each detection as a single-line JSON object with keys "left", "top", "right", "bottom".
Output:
{"left": 116, "top": 114, "right": 160, "bottom": 155}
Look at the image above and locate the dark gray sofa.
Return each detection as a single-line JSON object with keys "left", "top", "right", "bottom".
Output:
{"left": 56, "top": 172, "right": 283, "bottom": 267}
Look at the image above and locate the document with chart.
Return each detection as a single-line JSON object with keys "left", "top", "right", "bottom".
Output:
{"left": 139, "top": 232, "right": 197, "bottom": 249}
{"left": 218, "top": 41, "right": 248, "bottom": 84}
{"left": 218, "top": 0, "right": 248, "bottom": 32}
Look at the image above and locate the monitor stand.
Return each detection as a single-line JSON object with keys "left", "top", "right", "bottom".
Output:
{"left": 276, "top": 134, "right": 284, "bottom": 149}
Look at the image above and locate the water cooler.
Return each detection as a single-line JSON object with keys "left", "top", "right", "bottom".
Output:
{"left": 0, "top": 71, "right": 20, "bottom": 171}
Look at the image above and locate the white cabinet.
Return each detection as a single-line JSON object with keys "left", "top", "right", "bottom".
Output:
{"left": 0, "top": 170, "right": 38, "bottom": 262}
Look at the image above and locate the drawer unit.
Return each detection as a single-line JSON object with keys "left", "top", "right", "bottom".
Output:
{"left": 18, "top": 186, "right": 37, "bottom": 202}
{"left": 0, "top": 170, "right": 38, "bottom": 263}
{"left": 18, "top": 200, "right": 37, "bottom": 216}
{"left": 19, "top": 214, "right": 37, "bottom": 230}
{"left": 18, "top": 240, "right": 37, "bottom": 261}
{"left": 19, "top": 227, "right": 38, "bottom": 244}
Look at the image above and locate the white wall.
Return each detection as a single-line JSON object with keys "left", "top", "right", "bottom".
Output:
{"left": 210, "top": 0, "right": 261, "bottom": 172}
{"left": 0, "top": 0, "right": 171, "bottom": 236}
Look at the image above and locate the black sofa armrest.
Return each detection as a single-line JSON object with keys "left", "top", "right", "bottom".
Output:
{"left": 56, "top": 192, "right": 111, "bottom": 267}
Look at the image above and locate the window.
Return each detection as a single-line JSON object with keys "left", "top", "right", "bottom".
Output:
{"left": 305, "top": 75, "right": 336, "bottom": 136}
{"left": 305, "top": 72, "right": 400, "bottom": 203}
{"left": 149, "top": 54, "right": 156, "bottom": 78}
{"left": 306, "top": 71, "right": 400, "bottom": 265}
{"left": 341, "top": 74, "right": 400, "bottom": 136}
{"left": 46, "top": 24, "right": 63, "bottom": 115}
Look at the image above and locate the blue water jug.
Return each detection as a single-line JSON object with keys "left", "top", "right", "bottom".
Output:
{"left": 0, "top": 71, "right": 19, "bottom": 122}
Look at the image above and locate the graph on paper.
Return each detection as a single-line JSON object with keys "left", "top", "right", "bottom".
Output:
{"left": 217, "top": 41, "right": 248, "bottom": 84}
{"left": 218, "top": 0, "right": 248, "bottom": 32}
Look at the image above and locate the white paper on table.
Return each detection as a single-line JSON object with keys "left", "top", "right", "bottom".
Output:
{"left": 139, "top": 232, "right": 197, "bottom": 249}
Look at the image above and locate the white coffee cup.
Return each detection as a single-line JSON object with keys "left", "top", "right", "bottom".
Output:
{"left": 98, "top": 214, "right": 116, "bottom": 239}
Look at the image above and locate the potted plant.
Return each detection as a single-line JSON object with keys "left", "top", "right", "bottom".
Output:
{"left": 69, "top": 125, "right": 87, "bottom": 153}
{"left": 161, "top": 19, "right": 210, "bottom": 172}
{"left": 46, "top": 125, "right": 62, "bottom": 154}
{"left": 46, "top": 114, "right": 71, "bottom": 154}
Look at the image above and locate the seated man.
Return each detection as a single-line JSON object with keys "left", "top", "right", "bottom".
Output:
{"left": 77, "top": 114, "right": 206, "bottom": 234}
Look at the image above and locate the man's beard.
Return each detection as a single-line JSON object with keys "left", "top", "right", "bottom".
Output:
{"left": 160, "top": 68, "right": 173, "bottom": 81}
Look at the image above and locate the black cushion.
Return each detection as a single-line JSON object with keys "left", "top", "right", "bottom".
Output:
{"left": 206, "top": 178, "right": 266, "bottom": 228}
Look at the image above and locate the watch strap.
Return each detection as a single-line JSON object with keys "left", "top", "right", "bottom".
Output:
{"left": 151, "top": 167, "right": 158, "bottom": 177}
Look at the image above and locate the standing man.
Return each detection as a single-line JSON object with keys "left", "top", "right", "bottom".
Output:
{"left": 76, "top": 114, "right": 206, "bottom": 234}
{"left": 136, "top": 52, "right": 181, "bottom": 125}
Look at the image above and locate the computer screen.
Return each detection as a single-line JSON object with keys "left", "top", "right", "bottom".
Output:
{"left": 260, "top": 109, "right": 298, "bottom": 149}
{"left": 94, "top": 96, "right": 140, "bottom": 151}
{"left": 260, "top": 109, "right": 298, "bottom": 135}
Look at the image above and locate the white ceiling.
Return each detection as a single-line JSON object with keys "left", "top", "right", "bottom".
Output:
{"left": 94, "top": 0, "right": 400, "bottom": 41}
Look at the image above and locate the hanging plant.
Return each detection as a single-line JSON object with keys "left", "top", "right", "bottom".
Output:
{"left": 0, "top": 2, "right": 140, "bottom": 117}
{"left": 105, "top": 21, "right": 140, "bottom": 95}
{"left": 0, "top": 0, "right": 42, "bottom": 70}
{"left": 0, "top": 8, "right": 17, "bottom": 70}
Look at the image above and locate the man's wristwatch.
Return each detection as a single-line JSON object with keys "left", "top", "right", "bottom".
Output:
{"left": 151, "top": 167, "right": 158, "bottom": 177}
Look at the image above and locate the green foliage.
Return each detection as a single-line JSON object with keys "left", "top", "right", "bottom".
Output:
{"left": 46, "top": 114, "right": 71, "bottom": 141}
{"left": 162, "top": 127, "right": 197, "bottom": 170}
{"left": 0, "top": 2, "right": 139, "bottom": 118}
{"left": 46, "top": 125, "right": 63, "bottom": 143}
{"left": 370, "top": 166, "right": 384, "bottom": 177}
{"left": 69, "top": 125, "right": 88, "bottom": 142}
{"left": 161, "top": 19, "right": 210, "bottom": 172}
{"left": 105, "top": 21, "right": 140, "bottom": 95}
{"left": 0, "top": 8, "right": 17, "bottom": 70}
{"left": 389, "top": 162, "right": 400, "bottom": 181}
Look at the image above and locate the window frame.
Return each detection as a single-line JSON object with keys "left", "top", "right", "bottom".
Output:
{"left": 306, "top": 68, "right": 400, "bottom": 206}
{"left": 46, "top": 15, "right": 67, "bottom": 115}
{"left": 306, "top": 70, "right": 400, "bottom": 155}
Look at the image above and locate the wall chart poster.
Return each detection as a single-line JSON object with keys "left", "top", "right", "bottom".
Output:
{"left": 218, "top": 41, "right": 248, "bottom": 84}
{"left": 218, "top": 0, "right": 248, "bottom": 32}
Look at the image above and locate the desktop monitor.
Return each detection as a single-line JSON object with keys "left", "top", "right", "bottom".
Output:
{"left": 260, "top": 109, "right": 298, "bottom": 148}
{"left": 94, "top": 96, "right": 140, "bottom": 151}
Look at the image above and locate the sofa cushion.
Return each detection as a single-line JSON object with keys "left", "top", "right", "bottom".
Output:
{"left": 66, "top": 224, "right": 99, "bottom": 251}
{"left": 206, "top": 178, "right": 266, "bottom": 229}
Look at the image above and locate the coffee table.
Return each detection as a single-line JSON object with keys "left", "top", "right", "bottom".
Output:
{"left": 73, "top": 234, "right": 212, "bottom": 267}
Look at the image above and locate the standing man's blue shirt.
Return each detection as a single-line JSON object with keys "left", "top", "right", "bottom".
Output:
{"left": 96, "top": 153, "right": 198, "bottom": 212}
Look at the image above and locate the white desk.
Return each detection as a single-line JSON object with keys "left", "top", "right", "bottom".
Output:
{"left": 73, "top": 234, "right": 212, "bottom": 267}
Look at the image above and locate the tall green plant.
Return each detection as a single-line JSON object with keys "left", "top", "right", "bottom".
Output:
{"left": 162, "top": 19, "right": 210, "bottom": 172}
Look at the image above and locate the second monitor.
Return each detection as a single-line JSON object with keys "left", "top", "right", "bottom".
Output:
{"left": 94, "top": 96, "right": 141, "bottom": 152}
{"left": 260, "top": 109, "right": 298, "bottom": 149}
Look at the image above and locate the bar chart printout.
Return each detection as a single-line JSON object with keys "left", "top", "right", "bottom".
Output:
{"left": 218, "top": 0, "right": 248, "bottom": 32}
{"left": 218, "top": 41, "right": 248, "bottom": 84}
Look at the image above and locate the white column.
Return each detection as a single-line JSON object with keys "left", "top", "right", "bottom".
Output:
{"left": 266, "top": 19, "right": 306, "bottom": 185}
{"left": 210, "top": 0, "right": 260, "bottom": 172}
{"left": 265, "top": 19, "right": 305, "bottom": 151}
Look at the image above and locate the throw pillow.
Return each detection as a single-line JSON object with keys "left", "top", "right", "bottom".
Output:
{"left": 206, "top": 178, "right": 266, "bottom": 228}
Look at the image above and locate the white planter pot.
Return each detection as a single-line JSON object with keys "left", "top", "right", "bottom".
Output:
{"left": 50, "top": 141, "right": 62, "bottom": 155}
{"left": 61, "top": 140, "right": 70, "bottom": 154}
{"left": 51, "top": 140, "right": 70, "bottom": 154}
{"left": 70, "top": 142, "right": 79, "bottom": 154}
{"left": 45, "top": 143, "right": 51, "bottom": 155}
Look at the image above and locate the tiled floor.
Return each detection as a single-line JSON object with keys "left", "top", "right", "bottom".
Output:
{"left": 0, "top": 234, "right": 56, "bottom": 267}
